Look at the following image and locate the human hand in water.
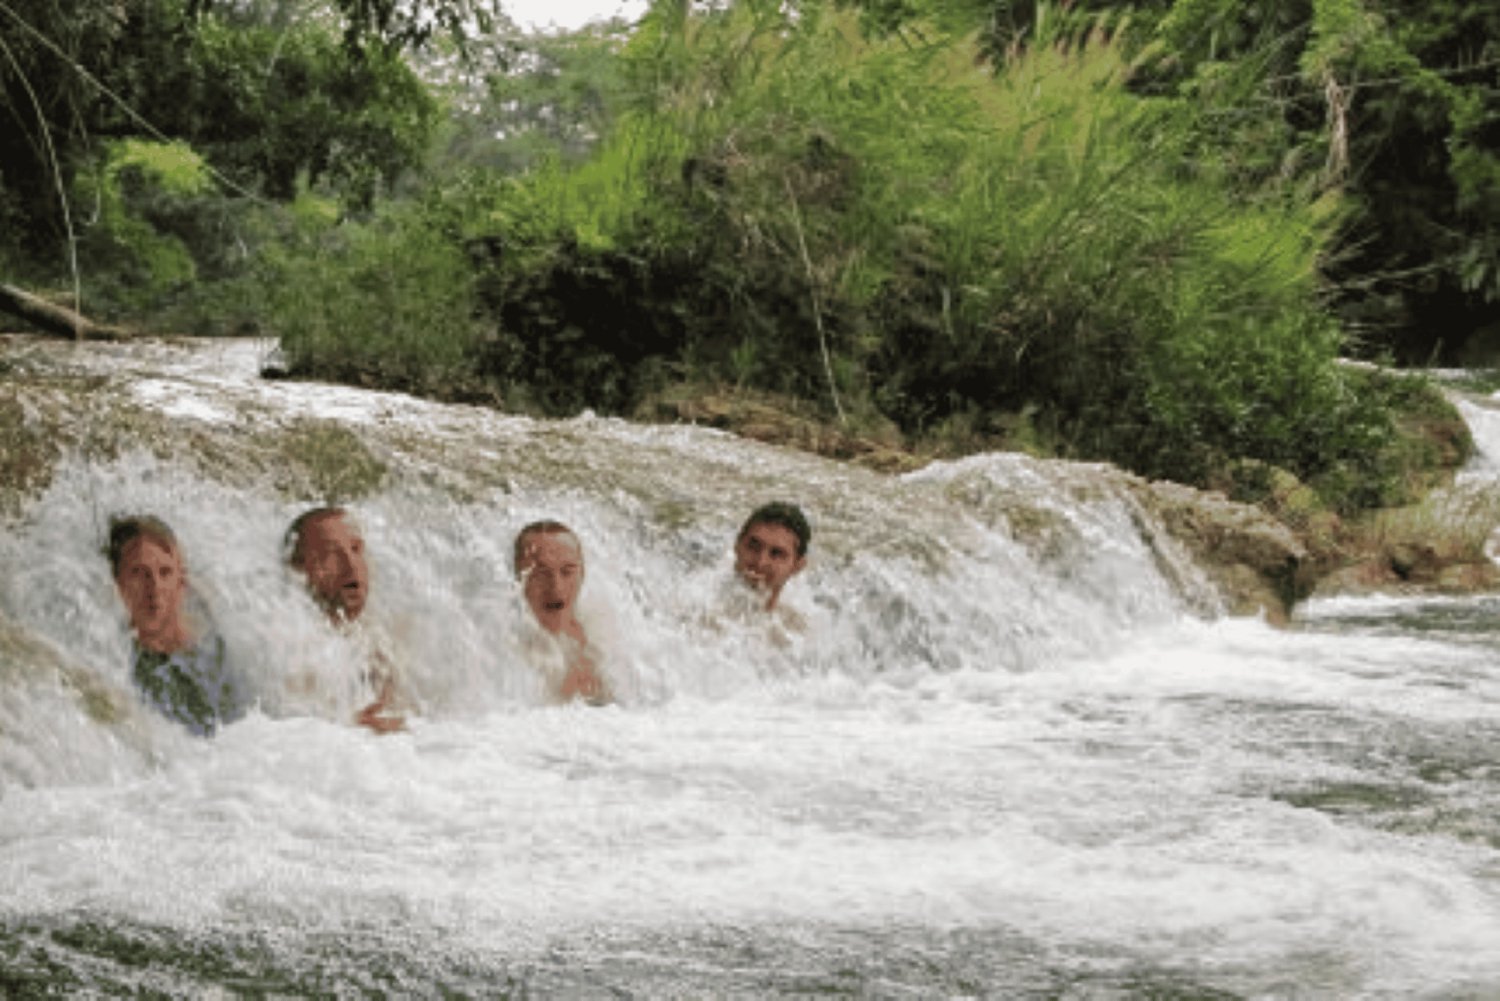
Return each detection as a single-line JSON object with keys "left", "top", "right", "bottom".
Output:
{"left": 559, "top": 662, "right": 609, "bottom": 705}
{"left": 355, "top": 676, "right": 406, "bottom": 733}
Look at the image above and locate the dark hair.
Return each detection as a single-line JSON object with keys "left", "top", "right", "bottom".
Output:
{"left": 513, "top": 520, "right": 580, "bottom": 576}
{"left": 738, "top": 502, "right": 811, "bottom": 556}
{"left": 105, "top": 515, "right": 179, "bottom": 577}
{"left": 284, "top": 506, "right": 348, "bottom": 567}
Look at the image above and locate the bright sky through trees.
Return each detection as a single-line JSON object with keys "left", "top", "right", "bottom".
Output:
{"left": 503, "top": 0, "right": 645, "bottom": 31}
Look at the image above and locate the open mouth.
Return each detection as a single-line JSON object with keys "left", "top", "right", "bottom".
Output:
{"left": 336, "top": 583, "right": 364, "bottom": 612}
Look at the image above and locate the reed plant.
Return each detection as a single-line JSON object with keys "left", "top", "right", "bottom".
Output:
{"left": 466, "top": 0, "right": 1398, "bottom": 503}
{"left": 1363, "top": 489, "right": 1500, "bottom": 566}
{"left": 252, "top": 0, "right": 1443, "bottom": 514}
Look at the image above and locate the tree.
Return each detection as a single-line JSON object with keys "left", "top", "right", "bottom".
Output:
{"left": 0, "top": 0, "right": 136, "bottom": 259}
{"left": 428, "top": 19, "right": 632, "bottom": 177}
{"left": 835, "top": 0, "right": 1500, "bottom": 362}
{"left": 129, "top": 14, "right": 440, "bottom": 206}
{"left": 0, "top": 0, "right": 484, "bottom": 274}
{"left": 1311, "top": 0, "right": 1500, "bottom": 362}
{"left": 1084, "top": 0, "right": 1500, "bottom": 361}
{"left": 187, "top": 0, "right": 505, "bottom": 55}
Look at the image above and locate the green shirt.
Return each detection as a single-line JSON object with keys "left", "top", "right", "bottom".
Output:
{"left": 132, "top": 632, "right": 248, "bottom": 736}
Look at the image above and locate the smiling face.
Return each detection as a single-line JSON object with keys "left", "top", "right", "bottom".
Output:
{"left": 516, "top": 528, "right": 584, "bottom": 637}
{"left": 293, "top": 512, "right": 369, "bottom": 623}
{"left": 734, "top": 520, "right": 807, "bottom": 610}
{"left": 115, "top": 535, "right": 189, "bottom": 652}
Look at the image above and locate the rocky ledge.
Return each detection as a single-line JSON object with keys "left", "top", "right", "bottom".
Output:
{"left": 649, "top": 387, "right": 1500, "bottom": 625}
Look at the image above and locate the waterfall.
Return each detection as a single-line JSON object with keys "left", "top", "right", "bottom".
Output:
{"left": 4, "top": 336, "right": 1499, "bottom": 997}
{"left": 0, "top": 336, "right": 1209, "bottom": 784}
{"left": 1455, "top": 390, "right": 1500, "bottom": 482}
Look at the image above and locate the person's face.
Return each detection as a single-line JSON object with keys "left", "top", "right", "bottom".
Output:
{"left": 115, "top": 536, "right": 187, "bottom": 643}
{"left": 517, "top": 531, "right": 584, "bottom": 635}
{"left": 296, "top": 514, "right": 369, "bottom": 622}
{"left": 734, "top": 520, "right": 806, "bottom": 605}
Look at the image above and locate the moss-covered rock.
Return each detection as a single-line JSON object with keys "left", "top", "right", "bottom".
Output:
{"left": 272, "top": 421, "right": 389, "bottom": 502}
{"left": 1134, "top": 479, "right": 1308, "bottom": 625}
{"left": 641, "top": 387, "right": 926, "bottom": 474}
{"left": 0, "top": 394, "right": 58, "bottom": 518}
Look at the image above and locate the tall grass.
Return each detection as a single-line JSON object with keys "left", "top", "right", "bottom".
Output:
{"left": 463, "top": 0, "right": 1392, "bottom": 495}
{"left": 255, "top": 0, "right": 1426, "bottom": 509}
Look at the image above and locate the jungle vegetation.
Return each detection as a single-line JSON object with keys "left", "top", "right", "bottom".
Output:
{"left": 1, "top": 0, "right": 1496, "bottom": 512}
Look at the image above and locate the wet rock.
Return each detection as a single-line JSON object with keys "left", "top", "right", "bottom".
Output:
{"left": 650, "top": 387, "right": 1317, "bottom": 622}
{"left": 647, "top": 392, "right": 926, "bottom": 474}
{"left": 1436, "top": 562, "right": 1500, "bottom": 591}
{"left": 1131, "top": 479, "right": 1307, "bottom": 625}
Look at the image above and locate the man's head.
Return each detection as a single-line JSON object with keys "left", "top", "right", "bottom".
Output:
{"left": 734, "top": 502, "right": 810, "bottom": 610}
{"left": 286, "top": 507, "right": 369, "bottom": 623}
{"left": 514, "top": 521, "right": 584, "bottom": 636}
{"left": 107, "top": 515, "right": 188, "bottom": 651}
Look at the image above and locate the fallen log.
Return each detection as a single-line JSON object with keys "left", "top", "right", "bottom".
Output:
{"left": 0, "top": 282, "right": 132, "bottom": 340}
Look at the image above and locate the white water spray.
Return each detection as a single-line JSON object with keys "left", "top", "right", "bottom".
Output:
{"left": 2, "top": 337, "right": 1499, "bottom": 996}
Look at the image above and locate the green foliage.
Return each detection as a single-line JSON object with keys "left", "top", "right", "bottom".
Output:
{"left": 853, "top": 27, "right": 1382, "bottom": 487}
{"left": 1141, "top": 0, "right": 1500, "bottom": 360}
{"left": 311, "top": 0, "right": 506, "bottom": 54}
{"left": 5, "top": 0, "right": 1473, "bottom": 520}
{"left": 259, "top": 194, "right": 483, "bottom": 394}
{"left": 430, "top": 0, "right": 1399, "bottom": 499}
{"left": 0, "top": 0, "right": 135, "bottom": 257}
{"left": 839, "top": 0, "right": 1500, "bottom": 363}
{"left": 432, "top": 146, "right": 693, "bottom": 413}
{"left": 0, "top": 0, "right": 441, "bottom": 276}
{"left": 106, "top": 140, "right": 213, "bottom": 197}
{"left": 429, "top": 20, "right": 632, "bottom": 178}
{"left": 1308, "top": 365, "right": 1472, "bottom": 511}
{"left": 71, "top": 140, "right": 211, "bottom": 311}
{"left": 151, "top": 12, "right": 439, "bottom": 207}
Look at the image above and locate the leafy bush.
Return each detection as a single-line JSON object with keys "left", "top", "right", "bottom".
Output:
{"left": 459, "top": 0, "right": 1396, "bottom": 498}
{"left": 1138, "top": 0, "right": 1500, "bottom": 362}
{"left": 261, "top": 194, "right": 484, "bottom": 395}
{"left": 71, "top": 140, "right": 212, "bottom": 315}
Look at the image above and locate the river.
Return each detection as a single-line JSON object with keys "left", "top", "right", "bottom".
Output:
{"left": 2, "top": 337, "right": 1499, "bottom": 998}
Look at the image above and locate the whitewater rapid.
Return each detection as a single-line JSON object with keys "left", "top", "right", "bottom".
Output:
{"left": 2, "top": 337, "right": 1499, "bottom": 997}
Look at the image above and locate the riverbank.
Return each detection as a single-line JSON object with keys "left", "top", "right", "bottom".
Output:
{"left": 636, "top": 376, "right": 1499, "bottom": 623}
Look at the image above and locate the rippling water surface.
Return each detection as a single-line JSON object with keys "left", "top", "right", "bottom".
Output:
{"left": 3, "top": 339, "right": 1500, "bottom": 998}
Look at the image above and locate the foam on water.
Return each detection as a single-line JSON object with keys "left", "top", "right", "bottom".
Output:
{"left": 3, "top": 338, "right": 1500, "bottom": 996}
{"left": 6, "top": 620, "right": 1500, "bottom": 994}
